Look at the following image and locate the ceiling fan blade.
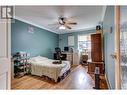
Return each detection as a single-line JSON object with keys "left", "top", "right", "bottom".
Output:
{"left": 67, "top": 22, "right": 77, "bottom": 25}
{"left": 65, "top": 25, "right": 72, "bottom": 29}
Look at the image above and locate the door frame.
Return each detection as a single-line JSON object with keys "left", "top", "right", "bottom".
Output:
{"left": 7, "top": 19, "right": 11, "bottom": 89}
{"left": 114, "top": 6, "right": 121, "bottom": 89}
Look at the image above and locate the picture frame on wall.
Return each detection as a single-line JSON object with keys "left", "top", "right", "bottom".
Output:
{"left": 68, "top": 35, "right": 74, "bottom": 46}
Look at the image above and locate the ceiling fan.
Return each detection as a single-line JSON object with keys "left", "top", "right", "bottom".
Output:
{"left": 49, "top": 17, "right": 77, "bottom": 30}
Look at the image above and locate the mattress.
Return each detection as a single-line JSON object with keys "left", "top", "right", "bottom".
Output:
{"left": 29, "top": 56, "right": 70, "bottom": 82}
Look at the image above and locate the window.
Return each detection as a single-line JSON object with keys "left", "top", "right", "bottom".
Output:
{"left": 78, "top": 35, "right": 91, "bottom": 52}
{"left": 78, "top": 34, "right": 91, "bottom": 59}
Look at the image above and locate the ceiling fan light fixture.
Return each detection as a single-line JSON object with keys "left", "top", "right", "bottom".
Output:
{"left": 59, "top": 25, "right": 66, "bottom": 30}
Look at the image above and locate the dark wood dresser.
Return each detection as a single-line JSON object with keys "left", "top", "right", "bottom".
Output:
{"left": 91, "top": 33, "right": 102, "bottom": 62}
{"left": 88, "top": 33, "right": 104, "bottom": 75}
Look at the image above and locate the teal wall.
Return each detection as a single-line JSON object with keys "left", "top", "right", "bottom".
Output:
{"left": 103, "top": 6, "right": 115, "bottom": 89}
{"left": 59, "top": 6, "right": 115, "bottom": 89}
{"left": 11, "top": 19, "right": 59, "bottom": 59}
{"left": 59, "top": 29, "right": 96, "bottom": 51}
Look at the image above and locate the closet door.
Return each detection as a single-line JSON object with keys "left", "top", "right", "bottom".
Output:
{"left": 91, "top": 33, "right": 102, "bottom": 62}
{"left": 0, "top": 17, "right": 11, "bottom": 89}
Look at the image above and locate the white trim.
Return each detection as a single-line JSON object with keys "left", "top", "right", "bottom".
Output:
{"left": 7, "top": 19, "right": 11, "bottom": 89}
{"left": 14, "top": 16, "right": 96, "bottom": 34}
{"left": 59, "top": 27, "right": 95, "bottom": 34}
{"left": 14, "top": 16, "right": 97, "bottom": 34}
{"left": 101, "top": 6, "right": 107, "bottom": 22}
{"left": 114, "top": 6, "right": 121, "bottom": 89}
{"left": 14, "top": 16, "right": 58, "bottom": 34}
{"left": 105, "top": 73, "right": 111, "bottom": 89}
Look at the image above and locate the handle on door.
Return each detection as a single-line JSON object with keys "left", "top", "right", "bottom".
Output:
{"left": 110, "top": 54, "right": 117, "bottom": 59}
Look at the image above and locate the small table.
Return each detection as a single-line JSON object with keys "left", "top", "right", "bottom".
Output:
{"left": 87, "top": 60, "right": 104, "bottom": 75}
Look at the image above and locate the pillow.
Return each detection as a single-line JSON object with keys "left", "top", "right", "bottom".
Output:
{"left": 30, "top": 56, "right": 48, "bottom": 62}
{"left": 37, "top": 56, "right": 48, "bottom": 60}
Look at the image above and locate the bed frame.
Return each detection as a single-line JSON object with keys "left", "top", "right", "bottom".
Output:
{"left": 57, "top": 69, "right": 71, "bottom": 82}
{"left": 40, "top": 69, "right": 71, "bottom": 83}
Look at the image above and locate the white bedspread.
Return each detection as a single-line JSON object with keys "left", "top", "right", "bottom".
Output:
{"left": 29, "top": 56, "right": 70, "bottom": 82}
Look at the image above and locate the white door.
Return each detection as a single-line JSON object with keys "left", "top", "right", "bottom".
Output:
{"left": 0, "top": 9, "right": 11, "bottom": 89}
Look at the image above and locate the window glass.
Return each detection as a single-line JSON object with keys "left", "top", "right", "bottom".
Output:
{"left": 78, "top": 35, "right": 91, "bottom": 52}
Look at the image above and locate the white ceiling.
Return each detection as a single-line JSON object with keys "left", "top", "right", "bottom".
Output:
{"left": 15, "top": 6, "right": 106, "bottom": 34}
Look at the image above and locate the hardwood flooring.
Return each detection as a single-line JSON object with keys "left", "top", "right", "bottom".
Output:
{"left": 11, "top": 65, "right": 108, "bottom": 89}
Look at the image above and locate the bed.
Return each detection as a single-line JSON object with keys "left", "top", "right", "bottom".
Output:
{"left": 28, "top": 56, "right": 71, "bottom": 82}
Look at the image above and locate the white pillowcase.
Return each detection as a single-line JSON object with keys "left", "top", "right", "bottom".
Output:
{"left": 30, "top": 56, "right": 48, "bottom": 62}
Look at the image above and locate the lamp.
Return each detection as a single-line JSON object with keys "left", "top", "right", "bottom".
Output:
{"left": 59, "top": 25, "right": 66, "bottom": 30}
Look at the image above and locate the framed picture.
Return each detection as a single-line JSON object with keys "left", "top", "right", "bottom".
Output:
{"left": 68, "top": 36, "right": 74, "bottom": 46}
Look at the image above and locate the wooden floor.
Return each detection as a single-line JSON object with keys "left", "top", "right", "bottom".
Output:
{"left": 11, "top": 65, "right": 108, "bottom": 89}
